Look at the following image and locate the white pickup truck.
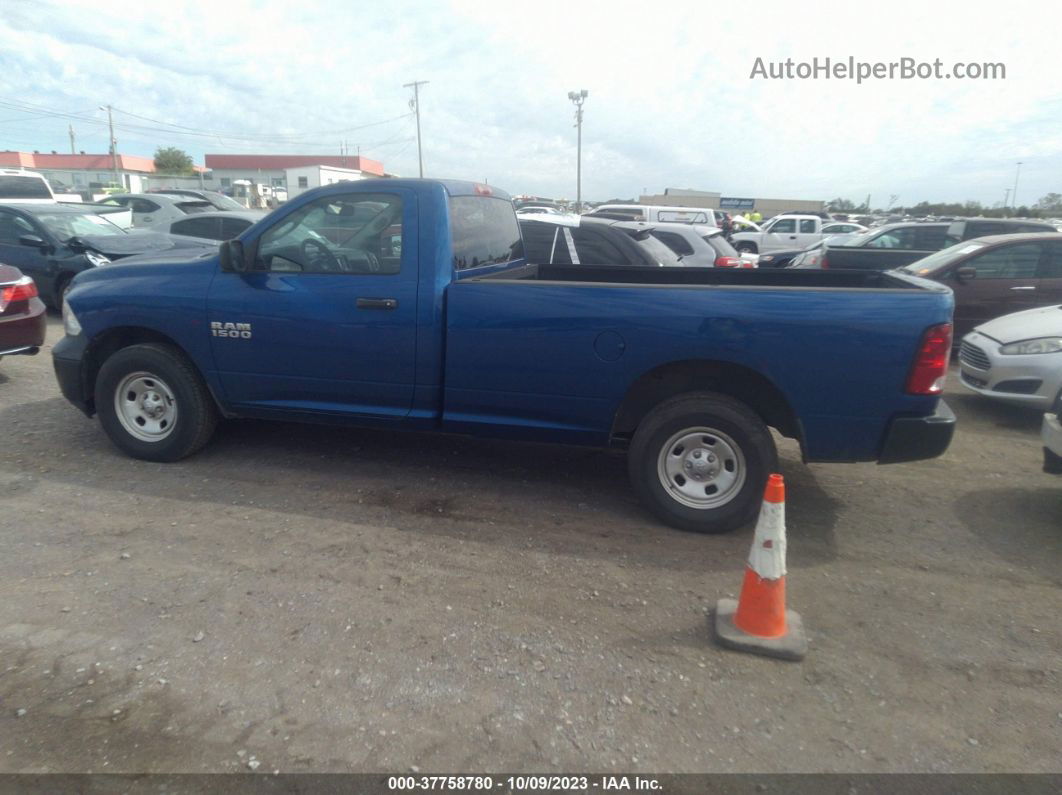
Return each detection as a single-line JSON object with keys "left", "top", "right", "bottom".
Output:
{"left": 730, "top": 214, "right": 825, "bottom": 255}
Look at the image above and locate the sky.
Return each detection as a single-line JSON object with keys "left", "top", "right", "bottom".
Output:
{"left": 2, "top": 0, "right": 1061, "bottom": 208}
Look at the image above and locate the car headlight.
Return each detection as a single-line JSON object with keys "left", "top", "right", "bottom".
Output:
{"left": 85, "top": 251, "right": 111, "bottom": 267}
{"left": 62, "top": 297, "right": 82, "bottom": 336}
{"left": 999, "top": 337, "right": 1062, "bottom": 355}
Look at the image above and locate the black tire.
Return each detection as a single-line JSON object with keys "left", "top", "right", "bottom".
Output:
{"left": 95, "top": 343, "right": 219, "bottom": 462}
{"left": 735, "top": 242, "right": 758, "bottom": 255}
{"left": 627, "top": 392, "right": 777, "bottom": 534}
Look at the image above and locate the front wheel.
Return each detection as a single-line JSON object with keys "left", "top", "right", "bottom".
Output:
{"left": 735, "top": 242, "right": 757, "bottom": 255}
{"left": 95, "top": 343, "right": 219, "bottom": 462}
{"left": 627, "top": 392, "right": 777, "bottom": 533}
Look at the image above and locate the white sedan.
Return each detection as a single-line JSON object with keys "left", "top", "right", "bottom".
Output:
{"left": 958, "top": 304, "right": 1062, "bottom": 409}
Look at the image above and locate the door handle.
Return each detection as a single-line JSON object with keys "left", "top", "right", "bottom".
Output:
{"left": 788, "top": 235, "right": 797, "bottom": 239}
{"left": 356, "top": 297, "right": 398, "bottom": 309}
{"left": 1009, "top": 286, "right": 1036, "bottom": 291}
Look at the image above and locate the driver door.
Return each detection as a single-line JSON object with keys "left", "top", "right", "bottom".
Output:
{"left": 761, "top": 217, "right": 797, "bottom": 252}
{"left": 207, "top": 189, "right": 419, "bottom": 418}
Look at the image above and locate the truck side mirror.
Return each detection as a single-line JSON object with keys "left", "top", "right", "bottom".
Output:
{"left": 955, "top": 266, "right": 976, "bottom": 282}
{"left": 219, "top": 239, "right": 249, "bottom": 273}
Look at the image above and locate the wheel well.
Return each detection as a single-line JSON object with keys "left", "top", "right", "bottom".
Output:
{"left": 736, "top": 241, "right": 759, "bottom": 253}
{"left": 610, "top": 360, "right": 802, "bottom": 450}
{"left": 81, "top": 328, "right": 203, "bottom": 414}
{"left": 52, "top": 271, "right": 76, "bottom": 305}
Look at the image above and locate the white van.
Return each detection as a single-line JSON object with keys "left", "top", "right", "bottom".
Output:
{"left": 0, "top": 168, "right": 57, "bottom": 204}
{"left": 585, "top": 204, "right": 718, "bottom": 227}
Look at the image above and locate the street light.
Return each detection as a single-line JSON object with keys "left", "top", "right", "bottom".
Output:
{"left": 568, "top": 90, "right": 588, "bottom": 213}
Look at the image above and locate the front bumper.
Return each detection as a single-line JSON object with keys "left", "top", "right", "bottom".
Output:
{"left": 52, "top": 332, "right": 94, "bottom": 416}
{"left": 958, "top": 332, "right": 1062, "bottom": 409}
{"left": 1043, "top": 412, "right": 1062, "bottom": 474}
{"left": 879, "top": 400, "right": 956, "bottom": 464}
{"left": 0, "top": 296, "right": 46, "bottom": 357}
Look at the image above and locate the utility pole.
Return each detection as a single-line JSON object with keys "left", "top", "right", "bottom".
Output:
{"left": 68, "top": 124, "right": 76, "bottom": 154}
{"left": 568, "top": 90, "right": 588, "bottom": 212}
{"left": 99, "top": 105, "right": 120, "bottom": 188}
{"left": 403, "top": 80, "right": 429, "bottom": 177}
{"left": 1012, "top": 161, "right": 1023, "bottom": 212}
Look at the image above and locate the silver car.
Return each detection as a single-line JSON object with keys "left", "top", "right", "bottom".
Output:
{"left": 958, "top": 304, "right": 1062, "bottom": 409}
{"left": 97, "top": 193, "right": 215, "bottom": 230}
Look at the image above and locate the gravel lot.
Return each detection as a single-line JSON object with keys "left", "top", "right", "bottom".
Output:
{"left": 0, "top": 316, "right": 1059, "bottom": 774}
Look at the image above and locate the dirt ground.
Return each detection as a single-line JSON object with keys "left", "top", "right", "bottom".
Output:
{"left": 0, "top": 316, "right": 1058, "bottom": 774}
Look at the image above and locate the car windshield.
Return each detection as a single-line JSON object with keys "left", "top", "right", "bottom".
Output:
{"left": 899, "top": 241, "right": 986, "bottom": 276}
{"left": 35, "top": 211, "right": 127, "bottom": 241}
{"left": 209, "top": 194, "right": 246, "bottom": 211}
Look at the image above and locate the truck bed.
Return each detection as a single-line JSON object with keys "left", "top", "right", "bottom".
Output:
{"left": 469, "top": 263, "right": 941, "bottom": 290}
{"left": 445, "top": 263, "right": 953, "bottom": 461}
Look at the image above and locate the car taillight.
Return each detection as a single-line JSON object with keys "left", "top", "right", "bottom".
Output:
{"left": 906, "top": 323, "right": 953, "bottom": 395}
{"left": 714, "top": 255, "right": 741, "bottom": 268}
{"left": 0, "top": 276, "right": 37, "bottom": 312}
{"left": 820, "top": 253, "right": 829, "bottom": 269}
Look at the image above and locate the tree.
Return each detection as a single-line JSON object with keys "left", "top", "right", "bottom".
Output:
{"left": 1035, "top": 193, "right": 1062, "bottom": 212}
{"left": 828, "top": 197, "right": 856, "bottom": 211}
{"left": 154, "top": 146, "right": 194, "bottom": 175}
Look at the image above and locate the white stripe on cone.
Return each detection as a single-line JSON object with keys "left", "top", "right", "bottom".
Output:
{"left": 747, "top": 499, "right": 786, "bottom": 580}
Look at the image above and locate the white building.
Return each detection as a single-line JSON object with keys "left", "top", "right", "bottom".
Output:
{"left": 285, "top": 165, "right": 368, "bottom": 199}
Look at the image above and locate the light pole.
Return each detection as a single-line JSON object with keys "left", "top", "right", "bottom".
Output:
{"left": 1003, "top": 187, "right": 1011, "bottom": 213}
{"left": 403, "top": 80, "right": 429, "bottom": 177}
{"left": 1012, "top": 161, "right": 1023, "bottom": 213}
{"left": 568, "top": 90, "right": 588, "bottom": 212}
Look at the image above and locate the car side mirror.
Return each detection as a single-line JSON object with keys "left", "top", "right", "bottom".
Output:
{"left": 219, "top": 239, "right": 249, "bottom": 273}
{"left": 955, "top": 266, "right": 976, "bottom": 282}
{"left": 19, "top": 234, "right": 46, "bottom": 249}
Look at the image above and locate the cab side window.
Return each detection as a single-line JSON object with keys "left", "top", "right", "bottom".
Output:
{"left": 768, "top": 219, "right": 795, "bottom": 234}
{"left": 799, "top": 219, "right": 817, "bottom": 233}
{"left": 256, "top": 194, "right": 403, "bottom": 275}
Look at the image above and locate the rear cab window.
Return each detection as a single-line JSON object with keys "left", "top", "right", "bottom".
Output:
{"left": 451, "top": 196, "right": 523, "bottom": 271}
{"left": 0, "top": 174, "right": 53, "bottom": 200}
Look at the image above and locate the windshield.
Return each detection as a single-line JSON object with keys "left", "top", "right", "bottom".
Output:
{"left": 899, "top": 241, "right": 986, "bottom": 276}
{"left": 36, "top": 211, "right": 127, "bottom": 241}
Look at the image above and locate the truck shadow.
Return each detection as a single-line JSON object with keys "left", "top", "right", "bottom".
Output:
{"left": 1, "top": 399, "right": 839, "bottom": 572}
{"left": 953, "top": 487, "right": 1062, "bottom": 585}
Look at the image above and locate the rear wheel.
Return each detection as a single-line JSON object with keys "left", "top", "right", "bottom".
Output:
{"left": 95, "top": 344, "right": 218, "bottom": 462}
{"left": 627, "top": 392, "right": 777, "bottom": 533}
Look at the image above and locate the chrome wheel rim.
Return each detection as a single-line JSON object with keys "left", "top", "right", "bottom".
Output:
{"left": 657, "top": 426, "right": 746, "bottom": 509}
{"left": 114, "top": 371, "right": 178, "bottom": 442}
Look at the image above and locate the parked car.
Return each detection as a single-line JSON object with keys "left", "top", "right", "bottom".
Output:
{"left": 583, "top": 204, "right": 717, "bottom": 227}
{"left": 96, "top": 193, "right": 215, "bottom": 229}
{"left": 1043, "top": 388, "right": 1062, "bottom": 473}
{"left": 956, "top": 304, "right": 1062, "bottom": 409}
{"left": 0, "top": 203, "right": 218, "bottom": 307}
{"left": 900, "top": 232, "right": 1062, "bottom": 340}
{"left": 821, "top": 222, "right": 867, "bottom": 235}
{"left": 0, "top": 264, "right": 46, "bottom": 363}
{"left": 787, "top": 234, "right": 861, "bottom": 269}
{"left": 147, "top": 188, "right": 255, "bottom": 213}
{"left": 819, "top": 218, "right": 1057, "bottom": 271}
{"left": 519, "top": 216, "right": 683, "bottom": 267}
{"left": 729, "top": 214, "right": 826, "bottom": 255}
{"left": 642, "top": 222, "right": 749, "bottom": 268}
{"left": 0, "top": 168, "right": 56, "bottom": 204}
{"left": 168, "top": 210, "right": 262, "bottom": 242}
{"left": 55, "top": 178, "right": 956, "bottom": 535}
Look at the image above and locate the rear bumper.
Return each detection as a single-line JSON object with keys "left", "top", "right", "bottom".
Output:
{"left": 52, "top": 332, "right": 94, "bottom": 416}
{"left": 1043, "top": 412, "right": 1062, "bottom": 474}
{"left": 878, "top": 400, "right": 956, "bottom": 464}
{"left": 0, "top": 297, "right": 46, "bottom": 357}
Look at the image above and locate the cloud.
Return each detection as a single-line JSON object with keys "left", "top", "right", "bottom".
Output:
{"left": 1, "top": 0, "right": 1061, "bottom": 205}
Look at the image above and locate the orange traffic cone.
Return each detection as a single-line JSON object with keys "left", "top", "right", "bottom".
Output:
{"left": 713, "top": 474, "right": 807, "bottom": 661}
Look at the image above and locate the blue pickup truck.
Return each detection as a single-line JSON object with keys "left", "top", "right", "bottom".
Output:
{"left": 53, "top": 179, "right": 956, "bottom": 533}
